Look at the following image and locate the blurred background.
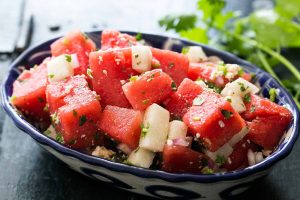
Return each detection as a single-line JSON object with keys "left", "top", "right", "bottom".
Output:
{"left": 0, "top": 0, "right": 299, "bottom": 199}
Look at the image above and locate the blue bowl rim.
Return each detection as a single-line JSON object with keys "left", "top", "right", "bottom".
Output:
{"left": 1, "top": 30, "right": 299, "bottom": 183}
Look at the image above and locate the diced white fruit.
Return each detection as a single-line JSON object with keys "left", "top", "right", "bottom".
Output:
{"left": 205, "top": 143, "right": 233, "bottom": 161}
{"left": 47, "top": 54, "right": 74, "bottom": 83}
{"left": 185, "top": 46, "right": 207, "bottom": 63}
{"left": 131, "top": 46, "right": 152, "bottom": 73}
{"left": 221, "top": 78, "right": 259, "bottom": 97}
{"left": 225, "top": 95, "right": 246, "bottom": 113}
{"left": 70, "top": 54, "right": 80, "bottom": 68}
{"left": 127, "top": 147, "right": 156, "bottom": 168}
{"left": 228, "top": 126, "right": 249, "bottom": 147}
{"left": 168, "top": 120, "right": 188, "bottom": 140}
{"left": 194, "top": 79, "right": 207, "bottom": 88}
{"left": 139, "top": 103, "right": 170, "bottom": 152}
{"left": 44, "top": 125, "right": 57, "bottom": 139}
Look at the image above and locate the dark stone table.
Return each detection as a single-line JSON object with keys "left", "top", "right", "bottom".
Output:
{"left": 0, "top": 0, "right": 299, "bottom": 199}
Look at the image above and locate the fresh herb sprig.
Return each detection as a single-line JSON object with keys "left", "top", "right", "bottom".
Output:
{"left": 159, "top": 0, "right": 300, "bottom": 108}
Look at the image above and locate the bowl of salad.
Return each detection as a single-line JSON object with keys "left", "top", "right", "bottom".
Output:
{"left": 1, "top": 30, "right": 299, "bottom": 199}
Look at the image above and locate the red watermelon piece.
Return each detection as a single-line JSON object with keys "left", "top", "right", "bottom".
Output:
{"left": 183, "top": 90, "right": 246, "bottom": 152}
{"left": 164, "top": 78, "right": 204, "bottom": 119}
{"left": 151, "top": 48, "right": 189, "bottom": 85}
{"left": 11, "top": 62, "right": 49, "bottom": 122}
{"left": 242, "top": 94, "right": 292, "bottom": 121}
{"left": 51, "top": 30, "right": 96, "bottom": 75}
{"left": 57, "top": 90, "right": 102, "bottom": 149}
{"left": 47, "top": 76, "right": 102, "bottom": 149}
{"left": 222, "top": 139, "right": 258, "bottom": 171}
{"left": 122, "top": 69, "right": 174, "bottom": 110}
{"left": 46, "top": 75, "right": 90, "bottom": 114}
{"left": 101, "top": 29, "right": 137, "bottom": 50}
{"left": 162, "top": 145, "right": 212, "bottom": 173}
{"left": 89, "top": 48, "right": 137, "bottom": 108}
{"left": 246, "top": 115, "right": 292, "bottom": 149}
{"left": 97, "top": 105, "right": 143, "bottom": 150}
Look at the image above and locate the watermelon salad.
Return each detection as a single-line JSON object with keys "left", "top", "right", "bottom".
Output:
{"left": 10, "top": 30, "right": 293, "bottom": 174}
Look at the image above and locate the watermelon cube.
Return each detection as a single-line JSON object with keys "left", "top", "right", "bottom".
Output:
{"left": 122, "top": 69, "right": 174, "bottom": 110}
{"left": 164, "top": 78, "right": 204, "bottom": 118}
{"left": 183, "top": 90, "right": 246, "bottom": 152}
{"left": 242, "top": 94, "right": 292, "bottom": 120}
{"left": 162, "top": 145, "right": 211, "bottom": 173}
{"left": 101, "top": 29, "right": 137, "bottom": 50}
{"left": 89, "top": 48, "right": 137, "bottom": 108}
{"left": 51, "top": 30, "right": 96, "bottom": 75}
{"left": 246, "top": 115, "right": 292, "bottom": 149}
{"left": 57, "top": 90, "right": 102, "bottom": 149}
{"left": 97, "top": 105, "right": 143, "bottom": 150}
{"left": 11, "top": 62, "right": 49, "bottom": 122}
{"left": 151, "top": 48, "right": 189, "bottom": 85}
{"left": 46, "top": 75, "right": 90, "bottom": 114}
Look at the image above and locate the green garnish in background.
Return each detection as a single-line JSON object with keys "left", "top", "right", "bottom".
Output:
{"left": 159, "top": 0, "right": 300, "bottom": 109}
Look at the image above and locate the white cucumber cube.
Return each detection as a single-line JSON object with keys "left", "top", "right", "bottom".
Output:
{"left": 168, "top": 120, "right": 188, "bottom": 140}
{"left": 131, "top": 46, "right": 152, "bottom": 73}
{"left": 47, "top": 54, "right": 74, "bottom": 82}
{"left": 225, "top": 95, "right": 246, "bottom": 113}
{"left": 221, "top": 78, "right": 259, "bottom": 97}
{"left": 185, "top": 46, "right": 207, "bottom": 63}
{"left": 228, "top": 126, "right": 249, "bottom": 147}
{"left": 205, "top": 143, "right": 233, "bottom": 161}
{"left": 127, "top": 147, "right": 156, "bottom": 168}
{"left": 139, "top": 103, "right": 170, "bottom": 152}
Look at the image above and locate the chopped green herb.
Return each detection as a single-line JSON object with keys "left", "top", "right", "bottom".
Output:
{"left": 123, "top": 160, "right": 133, "bottom": 165}
{"left": 269, "top": 88, "right": 277, "bottom": 102}
{"left": 181, "top": 47, "right": 190, "bottom": 54}
{"left": 129, "top": 75, "right": 138, "bottom": 82}
{"left": 48, "top": 74, "right": 55, "bottom": 79}
{"left": 135, "top": 33, "right": 142, "bottom": 41}
{"left": 201, "top": 166, "right": 214, "bottom": 174}
{"left": 250, "top": 105, "right": 256, "bottom": 113}
{"left": 38, "top": 97, "right": 44, "bottom": 103}
{"left": 72, "top": 109, "right": 78, "bottom": 117}
{"left": 238, "top": 68, "right": 244, "bottom": 76}
{"left": 206, "top": 82, "right": 221, "bottom": 94}
{"left": 168, "top": 62, "right": 175, "bottom": 69}
{"left": 50, "top": 112, "right": 59, "bottom": 124}
{"left": 56, "top": 133, "right": 64, "bottom": 143}
{"left": 217, "top": 63, "right": 227, "bottom": 76}
{"left": 87, "top": 68, "right": 93, "bottom": 79}
{"left": 243, "top": 93, "right": 251, "bottom": 103}
{"left": 79, "top": 115, "right": 87, "bottom": 126}
{"left": 68, "top": 139, "right": 76, "bottom": 145}
{"left": 215, "top": 155, "right": 226, "bottom": 166}
{"left": 65, "top": 55, "right": 72, "bottom": 63}
{"left": 171, "top": 81, "right": 177, "bottom": 91}
{"left": 44, "top": 129, "right": 51, "bottom": 135}
{"left": 225, "top": 97, "right": 232, "bottom": 103}
{"left": 221, "top": 109, "right": 233, "bottom": 119}
{"left": 151, "top": 62, "right": 161, "bottom": 68}
{"left": 142, "top": 99, "right": 149, "bottom": 105}
{"left": 193, "top": 97, "right": 205, "bottom": 106}
{"left": 238, "top": 82, "right": 247, "bottom": 92}
{"left": 141, "top": 123, "right": 150, "bottom": 137}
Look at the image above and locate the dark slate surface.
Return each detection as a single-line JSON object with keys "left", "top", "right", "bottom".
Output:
{"left": 0, "top": 0, "right": 299, "bottom": 199}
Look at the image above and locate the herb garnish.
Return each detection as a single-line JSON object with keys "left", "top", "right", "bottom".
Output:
{"left": 269, "top": 88, "right": 277, "bottom": 102}
{"left": 215, "top": 155, "right": 226, "bottom": 166}
{"left": 65, "top": 55, "right": 72, "bottom": 63}
{"left": 171, "top": 81, "right": 177, "bottom": 91}
{"left": 243, "top": 93, "right": 251, "bottom": 103}
{"left": 221, "top": 109, "right": 233, "bottom": 119}
{"left": 79, "top": 115, "right": 87, "bottom": 126}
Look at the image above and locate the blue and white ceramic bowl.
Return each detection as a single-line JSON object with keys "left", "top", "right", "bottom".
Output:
{"left": 1, "top": 31, "right": 299, "bottom": 199}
